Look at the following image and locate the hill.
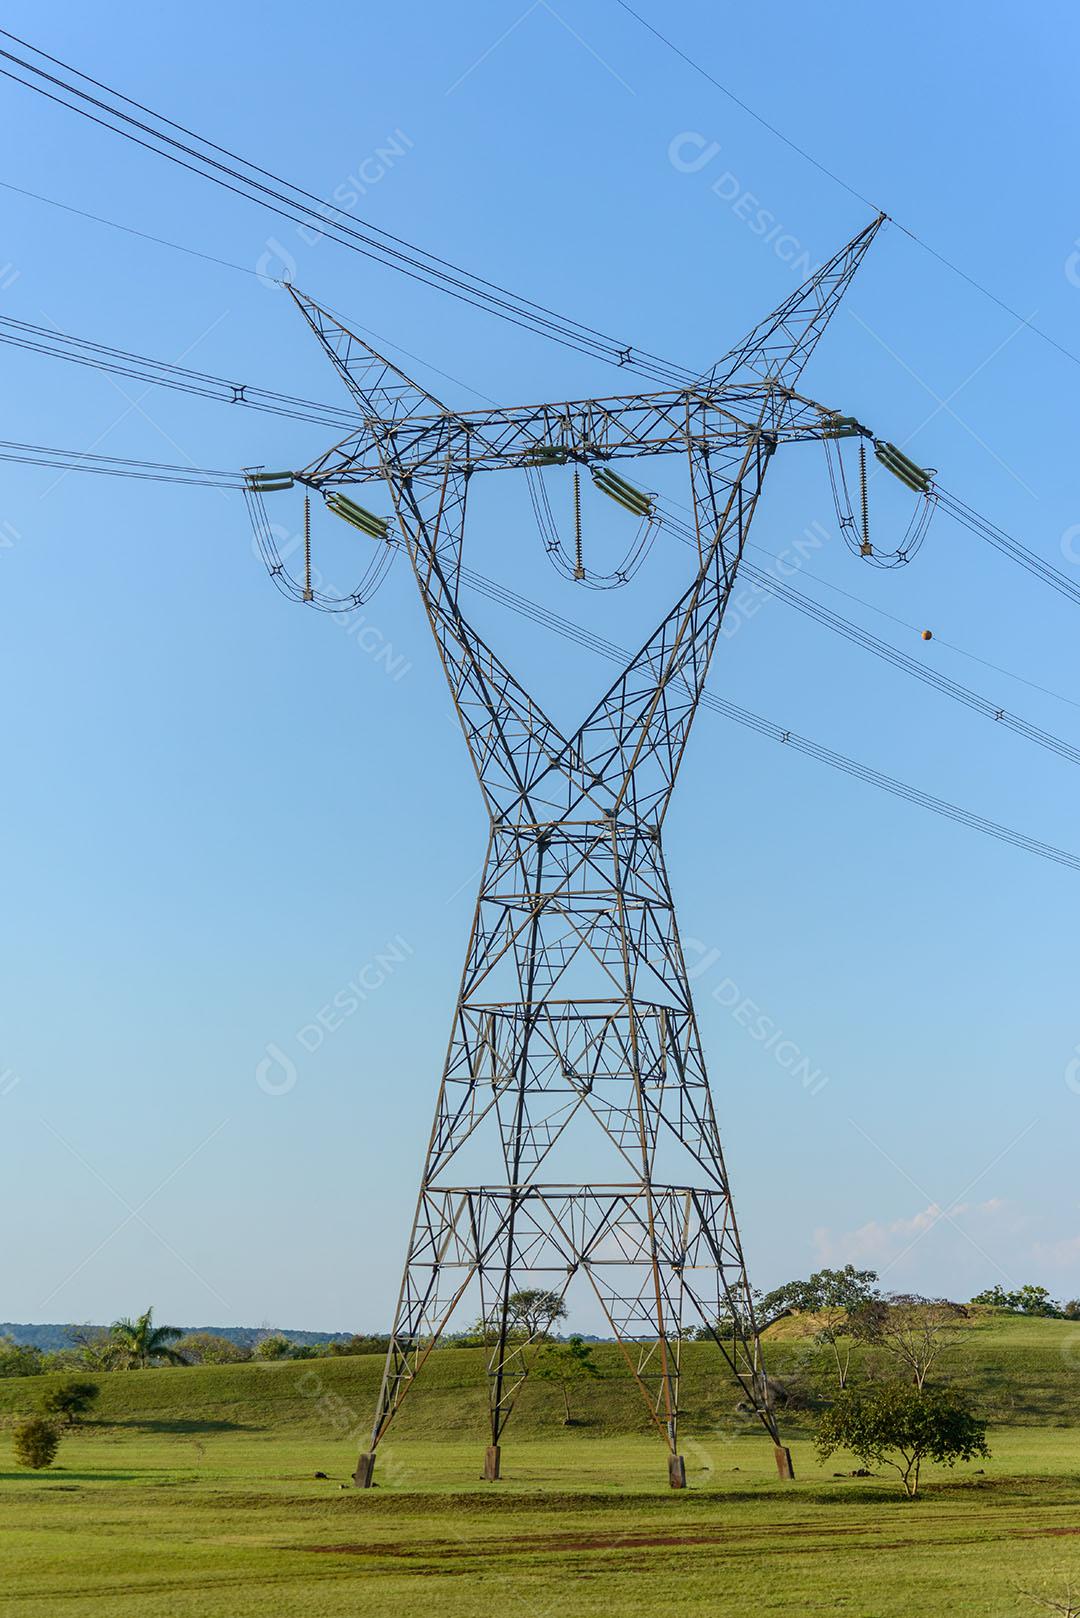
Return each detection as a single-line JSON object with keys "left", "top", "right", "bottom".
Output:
{"left": 0, "top": 1310, "right": 1075, "bottom": 1437}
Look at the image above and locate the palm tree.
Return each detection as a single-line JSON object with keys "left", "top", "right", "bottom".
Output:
{"left": 109, "top": 1307, "right": 186, "bottom": 1369}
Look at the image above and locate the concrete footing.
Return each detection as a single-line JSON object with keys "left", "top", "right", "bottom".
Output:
{"left": 483, "top": 1444, "right": 501, "bottom": 1481}
{"left": 354, "top": 1451, "right": 377, "bottom": 1489}
{"left": 668, "top": 1453, "right": 687, "bottom": 1489}
{"left": 773, "top": 1445, "right": 795, "bottom": 1480}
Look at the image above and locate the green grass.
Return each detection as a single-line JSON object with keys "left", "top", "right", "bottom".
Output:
{"left": 2, "top": 1314, "right": 1079, "bottom": 1614}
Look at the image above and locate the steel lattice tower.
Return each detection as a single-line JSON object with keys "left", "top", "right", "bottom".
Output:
{"left": 255, "top": 214, "right": 883, "bottom": 1489}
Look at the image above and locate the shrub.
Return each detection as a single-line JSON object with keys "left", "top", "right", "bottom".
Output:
{"left": 38, "top": 1381, "right": 99, "bottom": 1425}
{"left": 326, "top": 1334, "right": 391, "bottom": 1357}
{"left": 252, "top": 1333, "right": 294, "bottom": 1361}
{"left": 13, "top": 1417, "right": 60, "bottom": 1470}
{"left": 173, "top": 1333, "right": 250, "bottom": 1365}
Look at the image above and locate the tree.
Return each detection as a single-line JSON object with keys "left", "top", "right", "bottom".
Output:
{"left": 173, "top": 1333, "right": 250, "bottom": 1365}
{"left": 815, "top": 1382, "right": 989, "bottom": 1498}
{"left": 533, "top": 1335, "right": 602, "bottom": 1423}
{"left": 252, "top": 1333, "right": 294, "bottom": 1361}
{"left": 1009, "top": 1284, "right": 1061, "bottom": 1318}
{"left": 506, "top": 1289, "right": 568, "bottom": 1340}
{"left": 38, "top": 1380, "right": 99, "bottom": 1425}
{"left": 326, "top": 1334, "right": 392, "bottom": 1357}
{"left": 853, "top": 1294, "right": 969, "bottom": 1390}
{"left": 971, "top": 1283, "right": 1063, "bottom": 1318}
{"left": 71, "top": 1326, "right": 127, "bottom": 1372}
{"left": 12, "top": 1416, "right": 60, "bottom": 1470}
{"left": 759, "top": 1266, "right": 879, "bottom": 1389}
{"left": 109, "top": 1308, "right": 186, "bottom": 1369}
{"left": 693, "top": 1297, "right": 755, "bottom": 1342}
{"left": 0, "top": 1336, "right": 45, "bottom": 1378}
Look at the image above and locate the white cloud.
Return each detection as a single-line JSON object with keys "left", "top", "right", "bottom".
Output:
{"left": 812, "top": 1198, "right": 1013, "bottom": 1278}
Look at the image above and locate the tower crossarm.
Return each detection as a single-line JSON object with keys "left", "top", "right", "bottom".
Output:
{"left": 296, "top": 383, "right": 854, "bottom": 487}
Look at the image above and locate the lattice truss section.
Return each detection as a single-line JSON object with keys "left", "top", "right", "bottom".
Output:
{"left": 373, "top": 1186, "right": 771, "bottom": 1448}
{"left": 280, "top": 216, "right": 884, "bottom": 1473}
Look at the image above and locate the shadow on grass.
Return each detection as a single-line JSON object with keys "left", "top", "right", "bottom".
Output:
{"left": 104, "top": 1418, "right": 257, "bottom": 1434}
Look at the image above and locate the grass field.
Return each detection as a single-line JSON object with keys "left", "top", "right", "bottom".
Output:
{"left": 2, "top": 1315, "right": 1078, "bottom": 1615}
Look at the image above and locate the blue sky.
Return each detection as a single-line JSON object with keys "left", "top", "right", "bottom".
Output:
{"left": 1, "top": 1, "right": 1078, "bottom": 1333}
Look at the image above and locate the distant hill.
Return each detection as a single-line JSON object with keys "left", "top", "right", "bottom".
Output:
{"left": 0, "top": 1323, "right": 355, "bottom": 1352}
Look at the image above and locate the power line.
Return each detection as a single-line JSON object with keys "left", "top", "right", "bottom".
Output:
{"left": 459, "top": 564, "right": 1080, "bottom": 874}
{"left": 743, "top": 538, "right": 1080, "bottom": 715}
{"left": 10, "top": 42, "right": 1076, "bottom": 626}
{"left": 0, "top": 31, "right": 694, "bottom": 388}
{"left": 612, "top": 0, "right": 1080, "bottom": 376}
{"left": 0, "top": 178, "right": 498, "bottom": 407}
{"left": 936, "top": 488, "right": 1080, "bottom": 609}
{"left": 0, "top": 30, "right": 1073, "bottom": 856}
{"left": 0, "top": 428, "right": 1072, "bottom": 870}
{"left": 0, "top": 313, "right": 363, "bottom": 431}
{"left": 654, "top": 501, "right": 1080, "bottom": 771}
{"left": 5, "top": 331, "right": 1078, "bottom": 764}
{"left": 7, "top": 36, "right": 1078, "bottom": 628}
{"left": 0, "top": 438, "right": 243, "bottom": 485}
{"left": 0, "top": 175, "right": 260, "bottom": 279}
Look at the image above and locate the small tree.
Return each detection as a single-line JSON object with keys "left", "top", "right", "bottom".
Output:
{"left": 506, "top": 1289, "right": 568, "bottom": 1341}
{"left": 13, "top": 1416, "right": 60, "bottom": 1470}
{"left": 110, "top": 1309, "right": 186, "bottom": 1369}
{"left": 853, "top": 1295, "right": 969, "bottom": 1390}
{"left": 815, "top": 1382, "right": 989, "bottom": 1497}
{"left": 759, "top": 1266, "right": 879, "bottom": 1389}
{"left": 39, "top": 1380, "right": 99, "bottom": 1425}
{"left": 533, "top": 1335, "right": 602, "bottom": 1423}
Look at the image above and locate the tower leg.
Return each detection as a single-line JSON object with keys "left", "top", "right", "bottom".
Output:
{"left": 354, "top": 1451, "right": 377, "bottom": 1488}
{"left": 774, "top": 1445, "right": 795, "bottom": 1480}
{"left": 668, "top": 1453, "right": 687, "bottom": 1489}
{"left": 483, "top": 1444, "right": 501, "bottom": 1481}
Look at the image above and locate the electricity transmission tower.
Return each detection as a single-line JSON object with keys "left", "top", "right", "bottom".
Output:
{"left": 254, "top": 213, "right": 884, "bottom": 1489}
